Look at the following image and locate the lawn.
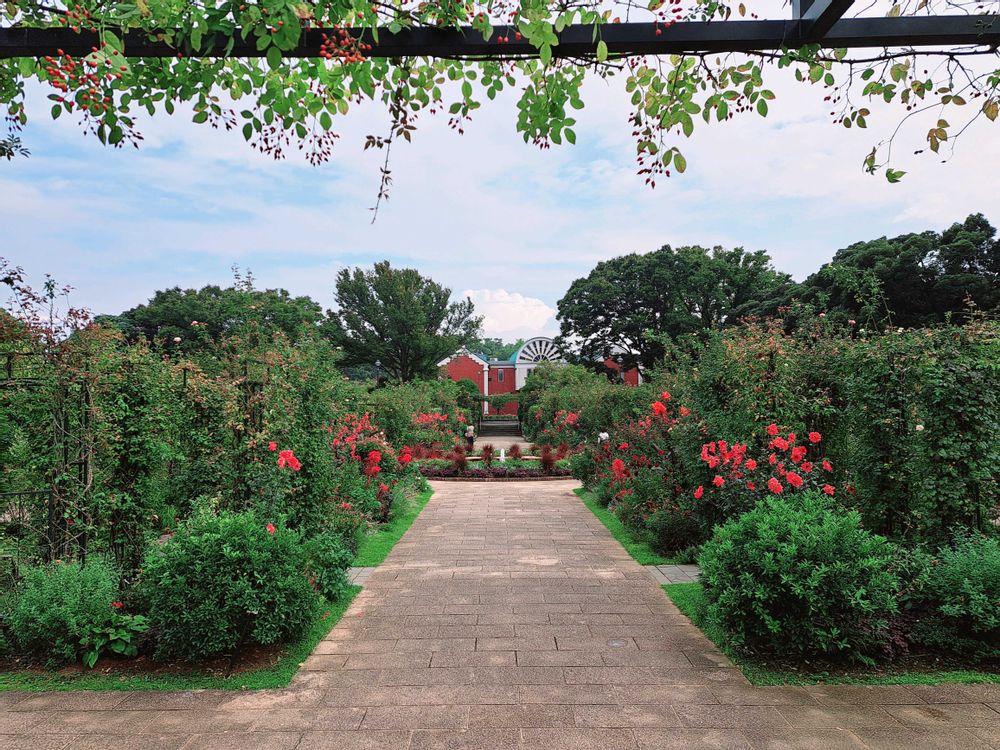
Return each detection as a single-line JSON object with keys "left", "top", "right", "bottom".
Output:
{"left": 0, "top": 586, "right": 360, "bottom": 692}
{"left": 574, "top": 487, "right": 677, "bottom": 566}
{"left": 354, "top": 484, "right": 434, "bottom": 566}
{"left": 664, "top": 582, "right": 1000, "bottom": 687}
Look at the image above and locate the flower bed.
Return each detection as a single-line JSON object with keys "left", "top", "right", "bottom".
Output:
{"left": 416, "top": 457, "right": 571, "bottom": 479}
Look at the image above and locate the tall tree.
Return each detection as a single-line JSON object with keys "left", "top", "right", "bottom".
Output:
{"left": 796, "top": 214, "right": 1000, "bottom": 328}
{"left": 557, "top": 245, "right": 789, "bottom": 373}
{"left": 98, "top": 271, "right": 331, "bottom": 352}
{"left": 333, "top": 262, "right": 481, "bottom": 382}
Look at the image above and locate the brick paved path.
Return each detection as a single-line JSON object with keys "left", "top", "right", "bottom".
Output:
{"left": 3, "top": 479, "right": 1000, "bottom": 749}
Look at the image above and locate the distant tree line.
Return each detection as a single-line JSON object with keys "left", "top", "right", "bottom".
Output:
{"left": 555, "top": 213, "right": 999, "bottom": 374}
{"left": 97, "top": 213, "right": 997, "bottom": 381}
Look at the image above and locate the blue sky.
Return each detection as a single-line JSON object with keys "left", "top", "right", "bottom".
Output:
{"left": 2, "top": 59, "right": 997, "bottom": 340}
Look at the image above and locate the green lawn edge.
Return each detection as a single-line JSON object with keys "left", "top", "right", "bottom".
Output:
{"left": 663, "top": 581, "right": 1000, "bottom": 687}
{"left": 0, "top": 585, "right": 361, "bottom": 693}
{"left": 354, "top": 483, "right": 434, "bottom": 567}
{"left": 573, "top": 487, "right": 677, "bottom": 566}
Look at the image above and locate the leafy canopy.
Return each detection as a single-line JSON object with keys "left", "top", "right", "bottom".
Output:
{"left": 96, "top": 269, "right": 335, "bottom": 353}
{"left": 797, "top": 213, "right": 1000, "bottom": 328}
{"left": 556, "top": 244, "right": 790, "bottom": 372}
{"left": 332, "top": 260, "right": 481, "bottom": 381}
{"left": 1, "top": 0, "right": 997, "bottom": 190}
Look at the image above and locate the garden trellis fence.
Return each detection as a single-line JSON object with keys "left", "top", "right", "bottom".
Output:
{"left": 0, "top": 351, "right": 94, "bottom": 569}
{"left": 1, "top": 3, "right": 998, "bottom": 59}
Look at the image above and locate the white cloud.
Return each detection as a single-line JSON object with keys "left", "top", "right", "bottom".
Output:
{"left": 460, "top": 289, "right": 558, "bottom": 340}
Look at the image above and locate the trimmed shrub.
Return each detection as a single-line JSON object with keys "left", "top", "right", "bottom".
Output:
{"left": 910, "top": 533, "right": 1000, "bottom": 660}
{"left": 646, "top": 507, "right": 703, "bottom": 556}
{"left": 140, "top": 509, "right": 318, "bottom": 661}
{"left": 304, "top": 532, "right": 354, "bottom": 603}
{"left": 699, "top": 492, "right": 901, "bottom": 662}
{"left": 10, "top": 559, "right": 118, "bottom": 666}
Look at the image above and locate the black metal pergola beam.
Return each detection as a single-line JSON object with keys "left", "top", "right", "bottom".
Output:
{"left": 0, "top": 15, "right": 998, "bottom": 59}
{"left": 793, "top": 0, "right": 855, "bottom": 41}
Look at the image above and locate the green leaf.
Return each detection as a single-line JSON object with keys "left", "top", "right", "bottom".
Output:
{"left": 565, "top": 128, "right": 576, "bottom": 144}
{"left": 193, "top": 111, "right": 209, "bottom": 124}
{"left": 51, "top": 104, "right": 61, "bottom": 120}
{"left": 266, "top": 45, "right": 282, "bottom": 70}
{"left": 674, "top": 152, "right": 687, "bottom": 173}
{"left": 596, "top": 40, "right": 608, "bottom": 63}
{"left": 756, "top": 99, "right": 768, "bottom": 117}
{"left": 885, "top": 168, "right": 906, "bottom": 184}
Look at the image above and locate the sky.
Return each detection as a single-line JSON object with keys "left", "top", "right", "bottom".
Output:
{"left": 2, "top": 29, "right": 998, "bottom": 341}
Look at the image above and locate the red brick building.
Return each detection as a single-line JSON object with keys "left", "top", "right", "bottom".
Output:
{"left": 440, "top": 337, "right": 641, "bottom": 416}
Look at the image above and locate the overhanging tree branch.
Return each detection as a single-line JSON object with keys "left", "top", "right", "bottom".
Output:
{"left": 1, "top": 16, "right": 999, "bottom": 59}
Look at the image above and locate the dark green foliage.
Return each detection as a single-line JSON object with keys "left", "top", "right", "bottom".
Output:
{"left": 797, "top": 213, "right": 1000, "bottom": 328}
{"left": 303, "top": 533, "right": 353, "bottom": 603}
{"left": 556, "top": 244, "right": 791, "bottom": 372}
{"left": 699, "top": 493, "right": 901, "bottom": 662}
{"left": 140, "top": 509, "right": 318, "bottom": 662}
{"left": 96, "top": 271, "right": 332, "bottom": 354}
{"left": 333, "top": 261, "right": 482, "bottom": 381}
{"left": 646, "top": 507, "right": 703, "bottom": 556}
{"left": 10, "top": 560, "right": 118, "bottom": 666}
{"left": 910, "top": 534, "right": 1000, "bottom": 660}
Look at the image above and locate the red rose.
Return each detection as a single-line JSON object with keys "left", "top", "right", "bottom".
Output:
{"left": 786, "top": 472, "right": 803, "bottom": 488}
{"left": 822, "top": 484, "right": 835, "bottom": 496}
{"left": 822, "top": 459, "right": 833, "bottom": 472}
{"left": 744, "top": 459, "right": 757, "bottom": 471}
{"left": 266, "top": 523, "right": 276, "bottom": 535}
{"left": 651, "top": 401, "right": 667, "bottom": 416}
{"left": 712, "top": 475, "right": 725, "bottom": 487}
{"left": 766, "top": 423, "right": 779, "bottom": 437}
{"left": 808, "top": 431, "right": 822, "bottom": 444}
{"left": 111, "top": 601, "right": 124, "bottom": 610}
{"left": 694, "top": 485, "right": 704, "bottom": 499}
{"left": 268, "top": 441, "right": 277, "bottom": 452}
{"left": 767, "top": 477, "right": 783, "bottom": 494}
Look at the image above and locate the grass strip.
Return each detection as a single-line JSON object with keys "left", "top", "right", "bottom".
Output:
{"left": 354, "top": 485, "right": 434, "bottom": 567}
{"left": 664, "top": 581, "right": 1000, "bottom": 686}
{"left": 574, "top": 487, "right": 677, "bottom": 566}
{"left": 0, "top": 585, "right": 361, "bottom": 692}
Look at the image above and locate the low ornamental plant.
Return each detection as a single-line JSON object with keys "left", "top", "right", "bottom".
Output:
{"left": 909, "top": 533, "right": 1000, "bottom": 660}
{"left": 699, "top": 491, "right": 902, "bottom": 663}
{"left": 479, "top": 443, "right": 495, "bottom": 467}
{"left": 140, "top": 508, "right": 318, "bottom": 662}
{"left": 9, "top": 559, "right": 119, "bottom": 666}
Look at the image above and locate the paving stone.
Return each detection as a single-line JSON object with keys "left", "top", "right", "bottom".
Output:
{"left": 361, "top": 704, "right": 469, "bottom": 729}
{"left": 675, "top": 705, "right": 792, "bottom": 730}
{"left": 519, "top": 727, "right": 639, "bottom": 749}
{"left": 411, "top": 728, "right": 521, "bottom": 749}
{"left": 853, "top": 726, "right": 996, "bottom": 749}
{"left": 64, "top": 734, "right": 191, "bottom": 750}
{"left": 181, "top": 732, "right": 303, "bottom": 750}
{"left": 777, "top": 705, "right": 903, "bottom": 729}
{"left": 249, "top": 706, "right": 367, "bottom": 730}
{"left": 468, "top": 704, "right": 576, "bottom": 728}
{"left": 573, "top": 703, "right": 683, "bottom": 728}
{"left": 634, "top": 728, "right": 751, "bottom": 749}
{"left": 882, "top": 702, "right": 1000, "bottom": 727}
{"left": 296, "top": 730, "right": 412, "bottom": 749}
{"left": 743, "top": 728, "right": 868, "bottom": 749}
